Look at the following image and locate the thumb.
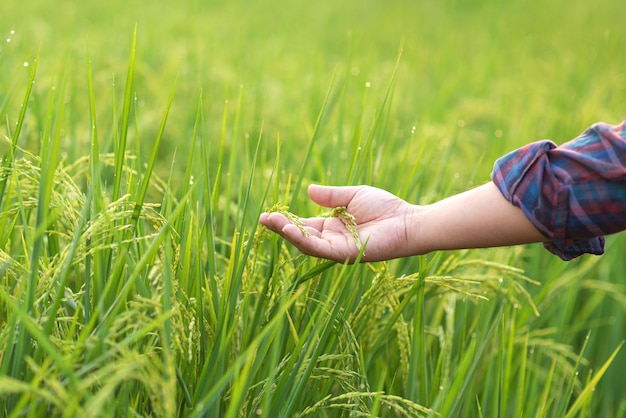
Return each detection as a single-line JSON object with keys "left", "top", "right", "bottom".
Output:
{"left": 307, "top": 184, "right": 360, "bottom": 208}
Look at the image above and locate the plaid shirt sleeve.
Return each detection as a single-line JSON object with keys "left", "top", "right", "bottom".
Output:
{"left": 491, "top": 122, "right": 626, "bottom": 260}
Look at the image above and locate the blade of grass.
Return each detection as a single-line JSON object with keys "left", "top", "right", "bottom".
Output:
{"left": 199, "top": 91, "right": 218, "bottom": 295}
{"left": 100, "top": 28, "right": 136, "bottom": 299}
{"left": 514, "top": 332, "right": 530, "bottom": 418}
{"left": 130, "top": 78, "right": 177, "bottom": 227}
{"left": 438, "top": 309, "right": 502, "bottom": 417}
{"left": 554, "top": 331, "right": 592, "bottom": 418}
{"left": 175, "top": 93, "right": 201, "bottom": 232}
{"left": 42, "top": 184, "right": 93, "bottom": 336}
{"left": 25, "top": 65, "right": 67, "bottom": 339}
{"left": 103, "top": 78, "right": 176, "bottom": 302}
{"left": 278, "top": 260, "right": 364, "bottom": 417}
{"left": 290, "top": 71, "right": 336, "bottom": 207}
{"left": 111, "top": 26, "right": 136, "bottom": 202}
{"left": 537, "top": 358, "right": 558, "bottom": 418}
{"left": 220, "top": 85, "right": 245, "bottom": 254}
{"left": 100, "top": 182, "right": 197, "bottom": 326}
{"left": 0, "top": 55, "right": 37, "bottom": 211}
{"left": 272, "top": 248, "right": 367, "bottom": 417}
{"left": 0, "top": 287, "right": 79, "bottom": 390}
{"left": 347, "top": 48, "right": 401, "bottom": 184}
{"left": 193, "top": 124, "right": 266, "bottom": 414}
{"left": 243, "top": 136, "right": 281, "bottom": 347}
{"left": 189, "top": 289, "right": 302, "bottom": 418}
{"left": 85, "top": 52, "right": 103, "bottom": 324}
{"left": 565, "top": 341, "right": 624, "bottom": 418}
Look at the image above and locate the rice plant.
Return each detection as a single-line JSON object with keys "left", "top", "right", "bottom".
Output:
{"left": 1, "top": 0, "right": 625, "bottom": 416}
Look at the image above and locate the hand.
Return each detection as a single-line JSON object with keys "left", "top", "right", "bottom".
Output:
{"left": 259, "top": 184, "right": 418, "bottom": 263}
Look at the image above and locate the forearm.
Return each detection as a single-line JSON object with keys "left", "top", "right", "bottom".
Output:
{"left": 412, "top": 182, "right": 546, "bottom": 254}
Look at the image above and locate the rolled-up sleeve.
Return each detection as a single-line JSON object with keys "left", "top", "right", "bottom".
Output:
{"left": 491, "top": 122, "right": 626, "bottom": 260}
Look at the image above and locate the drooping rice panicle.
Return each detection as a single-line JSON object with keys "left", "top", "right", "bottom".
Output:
{"left": 329, "top": 206, "right": 362, "bottom": 251}
{"left": 266, "top": 203, "right": 311, "bottom": 237}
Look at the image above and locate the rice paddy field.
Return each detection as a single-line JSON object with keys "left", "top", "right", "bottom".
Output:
{"left": 1, "top": 0, "right": 626, "bottom": 416}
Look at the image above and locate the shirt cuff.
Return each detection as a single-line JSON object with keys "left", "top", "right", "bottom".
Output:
{"left": 491, "top": 140, "right": 605, "bottom": 261}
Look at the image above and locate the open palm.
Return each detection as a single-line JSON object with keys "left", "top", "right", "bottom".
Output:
{"left": 259, "top": 184, "right": 417, "bottom": 262}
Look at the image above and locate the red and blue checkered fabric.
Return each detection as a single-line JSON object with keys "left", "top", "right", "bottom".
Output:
{"left": 492, "top": 122, "right": 626, "bottom": 260}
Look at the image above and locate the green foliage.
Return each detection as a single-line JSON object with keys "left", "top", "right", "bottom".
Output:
{"left": 1, "top": 0, "right": 626, "bottom": 416}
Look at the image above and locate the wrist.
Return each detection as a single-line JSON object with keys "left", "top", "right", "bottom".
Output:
{"left": 405, "top": 204, "right": 431, "bottom": 256}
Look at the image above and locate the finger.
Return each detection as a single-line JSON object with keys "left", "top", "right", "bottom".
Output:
{"left": 259, "top": 212, "right": 291, "bottom": 234}
{"left": 259, "top": 212, "right": 271, "bottom": 225}
{"left": 260, "top": 212, "right": 329, "bottom": 233}
{"left": 307, "top": 184, "right": 361, "bottom": 209}
{"left": 281, "top": 224, "right": 352, "bottom": 262}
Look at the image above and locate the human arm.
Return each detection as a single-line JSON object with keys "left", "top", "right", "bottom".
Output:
{"left": 260, "top": 121, "right": 626, "bottom": 263}
{"left": 259, "top": 182, "right": 546, "bottom": 263}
